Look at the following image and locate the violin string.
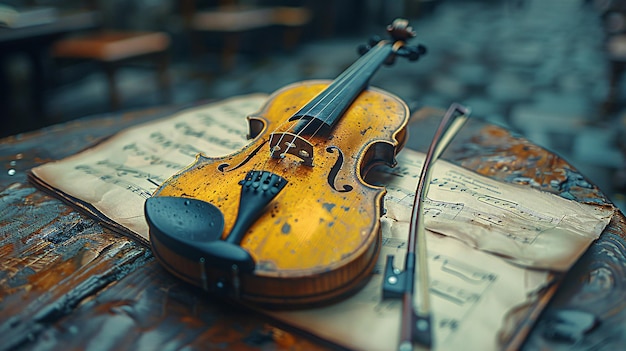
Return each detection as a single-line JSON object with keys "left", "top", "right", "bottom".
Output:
{"left": 306, "top": 50, "right": 386, "bottom": 139}
{"left": 311, "top": 41, "right": 405, "bottom": 140}
{"left": 303, "top": 44, "right": 389, "bottom": 133}
{"left": 257, "top": 39, "right": 407, "bottom": 285}
{"left": 282, "top": 47, "right": 378, "bottom": 139}
{"left": 278, "top": 43, "right": 392, "bottom": 160}
{"left": 301, "top": 43, "right": 409, "bottom": 253}
{"left": 287, "top": 47, "right": 405, "bottom": 255}
{"left": 257, "top": 46, "right": 394, "bottom": 242}
{"left": 262, "top": 43, "right": 390, "bottom": 173}
{"left": 255, "top": 41, "right": 398, "bottom": 177}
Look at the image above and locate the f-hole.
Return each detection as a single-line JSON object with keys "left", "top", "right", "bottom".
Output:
{"left": 326, "top": 146, "right": 353, "bottom": 193}
{"left": 218, "top": 141, "right": 267, "bottom": 172}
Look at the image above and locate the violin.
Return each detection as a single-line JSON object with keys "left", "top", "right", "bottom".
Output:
{"left": 144, "top": 19, "right": 426, "bottom": 306}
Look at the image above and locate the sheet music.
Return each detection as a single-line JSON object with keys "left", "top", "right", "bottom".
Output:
{"left": 268, "top": 230, "right": 550, "bottom": 351}
{"left": 369, "top": 153, "right": 612, "bottom": 271}
{"left": 30, "top": 94, "right": 268, "bottom": 241}
{"left": 30, "top": 94, "right": 611, "bottom": 270}
{"left": 28, "top": 94, "right": 613, "bottom": 350}
{"left": 268, "top": 153, "right": 608, "bottom": 350}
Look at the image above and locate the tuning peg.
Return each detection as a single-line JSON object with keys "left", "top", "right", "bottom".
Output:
{"left": 358, "top": 44, "right": 370, "bottom": 56}
{"left": 410, "top": 44, "right": 427, "bottom": 61}
{"left": 368, "top": 35, "right": 382, "bottom": 47}
{"left": 384, "top": 56, "right": 397, "bottom": 66}
{"left": 406, "top": 47, "right": 421, "bottom": 61}
{"left": 396, "top": 44, "right": 427, "bottom": 61}
{"left": 416, "top": 44, "right": 427, "bottom": 55}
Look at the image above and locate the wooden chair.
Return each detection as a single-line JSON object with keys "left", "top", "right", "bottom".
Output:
{"left": 51, "top": 24, "right": 171, "bottom": 111}
{"left": 181, "top": 0, "right": 311, "bottom": 71}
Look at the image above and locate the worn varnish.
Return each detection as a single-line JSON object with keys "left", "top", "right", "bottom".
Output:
{"left": 1, "top": 105, "right": 625, "bottom": 350}
{"left": 153, "top": 81, "right": 408, "bottom": 305}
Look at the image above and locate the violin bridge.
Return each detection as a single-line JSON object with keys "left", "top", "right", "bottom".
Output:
{"left": 269, "top": 132, "right": 314, "bottom": 166}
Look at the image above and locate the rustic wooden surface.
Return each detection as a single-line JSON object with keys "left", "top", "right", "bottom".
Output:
{"left": 1, "top": 105, "right": 625, "bottom": 350}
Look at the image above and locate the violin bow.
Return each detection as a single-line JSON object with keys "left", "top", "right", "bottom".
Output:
{"left": 383, "top": 103, "right": 471, "bottom": 350}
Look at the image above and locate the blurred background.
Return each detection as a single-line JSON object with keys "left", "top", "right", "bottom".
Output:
{"left": 2, "top": 0, "right": 626, "bottom": 211}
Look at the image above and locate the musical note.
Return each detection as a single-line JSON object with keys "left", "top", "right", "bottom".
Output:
{"left": 149, "top": 132, "right": 206, "bottom": 158}
{"left": 371, "top": 157, "right": 578, "bottom": 250}
{"left": 476, "top": 194, "right": 556, "bottom": 223}
{"left": 74, "top": 164, "right": 153, "bottom": 199}
{"left": 382, "top": 236, "right": 407, "bottom": 249}
{"left": 196, "top": 111, "right": 252, "bottom": 136}
{"left": 430, "top": 280, "right": 481, "bottom": 306}
{"left": 122, "top": 143, "right": 186, "bottom": 170}
{"left": 439, "top": 318, "right": 460, "bottom": 332}
{"left": 174, "top": 122, "right": 248, "bottom": 150}
{"left": 433, "top": 255, "right": 497, "bottom": 284}
{"left": 94, "top": 160, "right": 167, "bottom": 184}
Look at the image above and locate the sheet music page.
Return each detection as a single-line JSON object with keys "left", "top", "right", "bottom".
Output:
{"left": 369, "top": 153, "right": 613, "bottom": 271}
{"left": 30, "top": 94, "right": 269, "bottom": 242}
{"left": 29, "top": 94, "right": 613, "bottom": 350}
{"left": 267, "top": 152, "right": 610, "bottom": 350}
{"left": 268, "top": 230, "right": 550, "bottom": 351}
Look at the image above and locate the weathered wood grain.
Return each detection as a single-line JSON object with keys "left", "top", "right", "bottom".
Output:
{"left": 0, "top": 106, "right": 624, "bottom": 350}
{"left": 0, "top": 107, "right": 332, "bottom": 351}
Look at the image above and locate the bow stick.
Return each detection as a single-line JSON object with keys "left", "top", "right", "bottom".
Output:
{"left": 383, "top": 103, "right": 471, "bottom": 350}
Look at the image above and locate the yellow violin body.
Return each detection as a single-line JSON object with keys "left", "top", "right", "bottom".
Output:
{"left": 151, "top": 80, "right": 409, "bottom": 305}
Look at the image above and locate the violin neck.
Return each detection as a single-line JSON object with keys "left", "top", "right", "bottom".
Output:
{"left": 290, "top": 42, "right": 393, "bottom": 133}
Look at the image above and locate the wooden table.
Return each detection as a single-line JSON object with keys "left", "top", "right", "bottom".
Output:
{"left": 0, "top": 105, "right": 624, "bottom": 350}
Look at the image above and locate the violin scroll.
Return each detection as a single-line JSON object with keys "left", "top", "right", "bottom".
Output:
{"left": 396, "top": 44, "right": 427, "bottom": 62}
{"left": 358, "top": 18, "right": 426, "bottom": 65}
{"left": 386, "top": 18, "right": 416, "bottom": 41}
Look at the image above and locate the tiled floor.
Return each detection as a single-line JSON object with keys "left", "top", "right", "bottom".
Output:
{"left": 36, "top": 0, "right": 626, "bottom": 211}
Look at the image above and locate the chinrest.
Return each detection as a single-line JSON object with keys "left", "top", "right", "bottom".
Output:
{"left": 145, "top": 196, "right": 254, "bottom": 272}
